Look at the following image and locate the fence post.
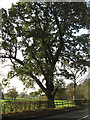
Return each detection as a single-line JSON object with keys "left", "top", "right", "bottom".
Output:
{"left": 68, "top": 101, "right": 69, "bottom": 107}
{"left": 62, "top": 101, "right": 64, "bottom": 107}
{"left": 3, "top": 104, "right": 5, "bottom": 113}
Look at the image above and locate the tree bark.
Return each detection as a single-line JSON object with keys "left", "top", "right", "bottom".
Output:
{"left": 73, "top": 81, "right": 77, "bottom": 100}
{"left": 47, "top": 94, "right": 55, "bottom": 108}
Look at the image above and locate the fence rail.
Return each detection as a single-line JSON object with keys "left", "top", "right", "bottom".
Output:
{"left": 55, "top": 101, "right": 75, "bottom": 107}
{"left": 1, "top": 99, "right": 84, "bottom": 114}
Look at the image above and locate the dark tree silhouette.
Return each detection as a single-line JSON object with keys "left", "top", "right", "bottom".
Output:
{"left": 0, "top": 2, "right": 89, "bottom": 107}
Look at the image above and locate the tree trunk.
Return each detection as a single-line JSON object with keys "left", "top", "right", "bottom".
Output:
{"left": 73, "top": 81, "right": 77, "bottom": 99}
{"left": 2, "top": 92, "right": 4, "bottom": 99}
{"left": 47, "top": 94, "right": 55, "bottom": 108}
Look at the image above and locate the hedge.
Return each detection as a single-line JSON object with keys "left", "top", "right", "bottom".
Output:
{"left": 2, "top": 100, "right": 49, "bottom": 113}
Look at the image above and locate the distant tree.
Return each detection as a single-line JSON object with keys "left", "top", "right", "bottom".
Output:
{"left": 6, "top": 87, "right": 18, "bottom": 99}
{"left": 66, "top": 83, "right": 73, "bottom": 99}
{"left": 29, "top": 91, "right": 40, "bottom": 97}
{"left": 0, "top": 83, "right": 4, "bottom": 99}
{"left": 75, "top": 84, "right": 85, "bottom": 99}
{"left": 76, "top": 79, "right": 88, "bottom": 99}
{"left": 0, "top": 2, "right": 89, "bottom": 108}
{"left": 66, "top": 79, "right": 89, "bottom": 100}
{"left": 0, "top": 83, "right": 2, "bottom": 91}
{"left": 60, "top": 65, "right": 87, "bottom": 99}
{"left": 54, "top": 79, "right": 66, "bottom": 99}
{"left": 18, "top": 92, "right": 28, "bottom": 98}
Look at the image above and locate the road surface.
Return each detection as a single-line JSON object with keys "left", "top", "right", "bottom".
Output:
{"left": 35, "top": 108, "right": 90, "bottom": 120}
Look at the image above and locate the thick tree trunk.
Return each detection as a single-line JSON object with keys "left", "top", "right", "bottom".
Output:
{"left": 47, "top": 94, "right": 55, "bottom": 108}
{"left": 35, "top": 72, "right": 56, "bottom": 108}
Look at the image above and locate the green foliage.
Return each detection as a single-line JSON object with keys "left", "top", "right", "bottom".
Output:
{"left": 66, "top": 83, "right": 74, "bottom": 99}
{"left": 29, "top": 91, "right": 40, "bottom": 97}
{"left": 5, "top": 87, "right": 18, "bottom": 100}
{"left": 76, "top": 79, "right": 88, "bottom": 99}
{"left": 0, "top": 83, "right": 4, "bottom": 99}
{"left": 54, "top": 79, "right": 66, "bottom": 99}
{"left": 66, "top": 79, "right": 89, "bottom": 100}
{"left": 1, "top": 99, "right": 75, "bottom": 113}
{"left": 1, "top": 100, "right": 48, "bottom": 113}
{"left": 0, "top": 2, "right": 89, "bottom": 107}
{"left": 0, "top": 83, "right": 2, "bottom": 91}
{"left": 18, "top": 92, "right": 28, "bottom": 98}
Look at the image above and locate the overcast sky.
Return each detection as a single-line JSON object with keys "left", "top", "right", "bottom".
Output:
{"left": 0, "top": 0, "right": 19, "bottom": 9}
{"left": 0, "top": 0, "right": 89, "bottom": 94}
{"left": 0, "top": 0, "right": 89, "bottom": 9}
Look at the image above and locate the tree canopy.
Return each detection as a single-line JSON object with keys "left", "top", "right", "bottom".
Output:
{"left": 0, "top": 2, "right": 89, "bottom": 107}
{"left": 5, "top": 87, "right": 18, "bottom": 99}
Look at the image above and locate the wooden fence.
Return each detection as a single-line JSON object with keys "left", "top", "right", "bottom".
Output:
{"left": 1, "top": 100, "right": 75, "bottom": 114}
{"left": 55, "top": 100, "right": 75, "bottom": 108}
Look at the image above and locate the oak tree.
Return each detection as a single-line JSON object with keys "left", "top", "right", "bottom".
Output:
{"left": 0, "top": 2, "right": 89, "bottom": 107}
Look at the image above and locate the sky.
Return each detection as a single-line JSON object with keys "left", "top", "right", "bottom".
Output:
{"left": 0, "top": 0, "right": 19, "bottom": 9}
{"left": 0, "top": 0, "right": 89, "bottom": 8}
{"left": 0, "top": 0, "right": 89, "bottom": 94}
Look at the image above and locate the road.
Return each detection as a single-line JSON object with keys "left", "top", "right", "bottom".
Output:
{"left": 35, "top": 108, "right": 90, "bottom": 120}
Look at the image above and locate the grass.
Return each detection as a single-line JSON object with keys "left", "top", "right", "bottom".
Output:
{"left": 54, "top": 100, "right": 75, "bottom": 108}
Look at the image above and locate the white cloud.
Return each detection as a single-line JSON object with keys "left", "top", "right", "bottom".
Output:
{"left": 0, "top": 0, "right": 19, "bottom": 9}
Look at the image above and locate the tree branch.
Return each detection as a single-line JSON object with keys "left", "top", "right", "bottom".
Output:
{"left": 52, "top": 87, "right": 59, "bottom": 96}
{"left": 0, "top": 55, "right": 24, "bottom": 65}
{"left": 29, "top": 72, "right": 47, "bottom": 94}
{"left": 32, "top": 55, "right": 48, "bottom": 80}
{"left": 35, "top": 8, "right": 54, "bottom": 64}
{"left": 51, "top": 9, "right": 64, "bottom": 65}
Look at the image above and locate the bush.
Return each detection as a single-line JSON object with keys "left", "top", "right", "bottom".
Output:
{"left": 2, "top": 100, "right": 49, "bottom": 113}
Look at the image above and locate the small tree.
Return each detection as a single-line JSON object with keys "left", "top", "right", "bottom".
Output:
{"left": 66, "top": 83, "right": 74, "bottom": 100}
{"left": 6, "top": 87, "right": 18, "bottom": 99}
{"left": 18, "top": 92, "right": 28, "bottom": 98}
{"left": 54, "top": 79, "right": 66, "bottom": 99}
{"left": 60, "top": 64, "right": 87, "bottom": 99}
{"left": 66, "top": 78, "right": 89, "bottom": 100}
{"left": 76, "top": 79, "right": 88, "bottom": 99}
{"left": 0, "top": 83, "right": 4, "bottom": 99}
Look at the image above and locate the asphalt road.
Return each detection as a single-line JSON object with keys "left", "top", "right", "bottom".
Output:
{"left": 35, "top": 108, "right": 90, "bottom": 120}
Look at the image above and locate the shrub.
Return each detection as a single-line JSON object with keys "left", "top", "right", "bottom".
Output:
{"left": 2, "top": 100, "right": 49, "bottom": 113}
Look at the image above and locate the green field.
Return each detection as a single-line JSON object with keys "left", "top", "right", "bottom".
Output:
{"left": 55, "top": 100, "right": 75, "bottom": 108}
{"left": 1, "top": 98, "right": 75, "bottom": 107}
